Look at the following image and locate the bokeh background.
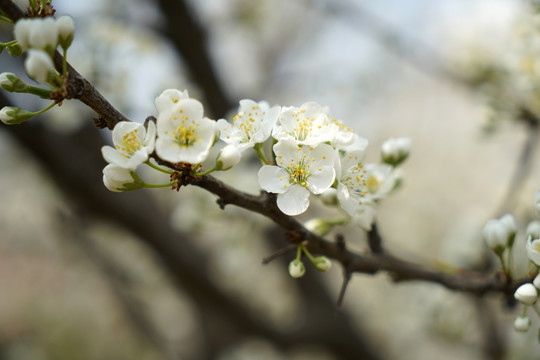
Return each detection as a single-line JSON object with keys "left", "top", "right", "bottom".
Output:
{"left": 1, "top": 0, "right": 540, "bottom": 359}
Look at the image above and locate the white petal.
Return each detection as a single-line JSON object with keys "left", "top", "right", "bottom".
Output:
{"left": 277, "top": 185, "right": 310, "bottom": 216}
{"left": 307, "top": 167, "right": 335, "bottom": 194}
{"left": 112, "top": 121, "right": 143, "bottom": 146}
{"left": 258, "top": 165, "right": 289, "bottom": 194}
{"left": 144, "top": 120, "right": 156, "bottom": 153}
{"left": 155, "top": 89, "right": 189, "bottom": 113}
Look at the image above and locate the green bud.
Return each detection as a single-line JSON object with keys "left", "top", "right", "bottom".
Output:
{"left": 288, "top": 259, "right": 305, "bottom": 278}
{"left": 0, "top": 72, "right": 28, "bottom": 93}
{"left": 6, "top": 43, "right": 22, "bottom": 57}
{"left": 312, "top": 256, "right": 332, "bottom": 272}
{"left": 0, "top": 106, "right": 34, "bottom": 125}
{"left": 304, "top": 218, "right": 334, "bottom": 237}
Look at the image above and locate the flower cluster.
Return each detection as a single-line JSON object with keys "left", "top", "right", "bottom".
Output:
{"left": 0, "top": 13, "right": 75, "bottom": 125}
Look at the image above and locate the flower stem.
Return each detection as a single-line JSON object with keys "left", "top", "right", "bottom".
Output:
{"left": 522, "top": 305, "right": 529, "bottom": 317}
{"left": 1, "top": 40, "right": 17, "bottom": 47}
{"left": 0, "top": 15, "right": 13, "bottom": 24}
{"left": 32, "top": 101, "right": 56, "bottom": 116}
{"left": 506, "top": 247, "right": 514, "bottom": 278}
{"left": 144, "top": 160, "right": 175, "bottom": 175}
{"left": 299, "top": 244, "right": 316, "bottom": 263}
{"left": 296, "top": 245, "right": 302, "bottom": 261}
{"left": 195, "top": 167, "right": 217, "bottom": 176}
{"left": 496, "top": 252, "right": 507, "bottom": 277}
{"left": 254, "top": 143, "right": 268, "bottom": 165}
{"left": 26, "top": 86, "right": 52, "bottom": 99}
{"left": 142, "top": 180, "right": 178, "bottom": 188}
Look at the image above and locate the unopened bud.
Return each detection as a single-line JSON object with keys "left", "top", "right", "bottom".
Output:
{"left": 320, "top": 188, "right": 338, "bottom": 206}
{"left": 0, "top": 106, "right": 34, "bottom": 125}
{"left": 499, "top": 213, "right": 516, "bottom": 247}
{"left": 102, "top": 164, "right": 144, "bottom": 192}
{"left": 528, "top": 221, "right": 540, "bottom": 240}
{"left": 304, "top": 218, "right": 333, "bottom": 237}
{"left": 482, "top": 219, "right": 507, "bottom": 255}
{"left": 24, "top": 49, "right": 55, "bottom": 84}
{"left": 0, "top": 72, "right": 28, "bottom": 92}
{"left": 215, "top": 144, "right": 241, "bottom": 170}
{"left": 6, "top": 43, "right": 22, "bottom": 57}
{"left": 312, "top": 256, "right": 332, "bottom": 271}
{"left": 381, "top": 137, "right": 410, "bottom": 167}
{"left": 515, "top": 283, "right": 538, "bottom": 306}
{"left": 288, "top": 259, "right": 305, "bottom": 278}
{"left": 514, "top": 316, "right": 531, "bottom": 332}
{"left": 56, "top": 15, "right": 75, "bottom": 49}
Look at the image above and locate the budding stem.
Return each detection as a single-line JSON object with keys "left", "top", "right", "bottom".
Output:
{"left": 144, "top": 160, "right": 175, "bottom": 175}
{"left": 142, "top": 180, "right": 179, "bottom": 188}
{"left": 254, "top": 143, "right": 268, "bottom": 165}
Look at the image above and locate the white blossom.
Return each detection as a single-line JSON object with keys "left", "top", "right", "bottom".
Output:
{"left": 527, "top": 235, "right": 540, "bottom": 266}
{"left": 272, "top": 102, "right": 339, "bottom": 146}
{"left": 24, "top": 49, "right": 55, "bottom": 84}
{"left": 155, "top": 88, "right": 189, "bottom": 114}
{"left": 217, "top": 99, "right": 279, "bottom": 152}
{"left": 482, "top": 219, "right": 508, "bottom": 253}
{"left": 527, "top": 220, "right": 540, "bottom": 239}
{"left": 258, "top": 139, "right": 335, "bottom": 216}
{"left": 331, "top": 118, "right": 360, "bottom": 149}
{"left": 102, "top": 164, "right": 143, "bottom": 192}
{"left": 155, "top": 98, "right": 216, "bottom": 164}
{"left": 102, "top": 121, "right": 156, "bottom": 169}
{"left": 514, "top": 283, "right": 538, "bottom": 305}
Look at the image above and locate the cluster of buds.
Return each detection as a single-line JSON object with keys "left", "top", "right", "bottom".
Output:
{"left": 288, "top": 244, "right": 332, "bottom": 279}
{"left": 0, "top": 12, "right": 74, "bottom": 126}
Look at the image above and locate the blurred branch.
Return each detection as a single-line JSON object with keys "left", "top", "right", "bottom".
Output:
{"left": 156, "top": 0, "right": 234, "bottom": 118}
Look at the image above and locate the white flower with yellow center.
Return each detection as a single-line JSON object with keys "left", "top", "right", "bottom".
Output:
{"left": 258, "top": 138, "right": 335, "bottom": 216}
{"left": 331, "top": 118, "right": 359, "bottom": 149}
{"left": 101, "top": 121, "right": 156, "bottom": 169}
{"left": 155, "top": 98, "right": 216, "bottom": 164}
{"left": 217, "top": 99, "right": 280, "bottom": 151}
{"left": 155, "top": 88, "right": 189, "bottom": 114}
{"left": 272, "top": 102, "right": 339, "bottom": 146}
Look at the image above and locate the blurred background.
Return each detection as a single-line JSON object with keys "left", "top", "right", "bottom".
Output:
{"left": 1, "top": 0, "right": 540, "bottom": 359}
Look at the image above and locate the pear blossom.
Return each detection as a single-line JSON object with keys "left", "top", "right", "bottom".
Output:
{"left": 331, "top": 118, "right": 359, "bottom": 149}
{"left": 0, "top": 106, "right": 34, "bottom": 125}
{"left": 155, "top": 88, "right": 189, "bottom": 114}
{"left": 258, "top": 139, "right": 335, "bottom": 216}
{"left": 381, "top": 137, "right": 411, "bottom": 166}
{"left": 102, "top": 164, "right": 143, "bottom": 192}
{"left": 272, "top": 102, "right": 339, "bottom": 146}
{"left": 24, "top": 49, "right": 55, "bottom": 84}
{"left": 0, "top": 72, "right": 27, "bottom": 93}
{"left": 155, "top": 98, "right": 216, "bottom": 164}
{"left": 526, "top": 235, "right": 540, "bottom": 266}
{"left": 101, "top": 121, "right": 156, "bottom": 169}
{"left": 215, "top": 144, "right": 241, "bottom": 170}
{"left": 514, "top": 283, "right": 538, "bottom": 305}
{"left": 217, "top": 99, "right": 279, "bottom": 152}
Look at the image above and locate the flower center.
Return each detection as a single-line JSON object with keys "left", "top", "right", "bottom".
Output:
{"left": 341, "top": 164, "right": 368, "bottom": 199}
{"left": 366, "top": 174, "right": 380, "bottom": 194}
{"left": 117, "top": 130, "right": 141, "bottom": 158}
{"left": 173, "top": 125, "right": 200, "bottom": 148}
{"left": 287, "top": 161, "right": 311, "bottom": 188}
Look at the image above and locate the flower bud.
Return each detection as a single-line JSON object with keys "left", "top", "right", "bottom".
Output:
{"left": 320, "top": 188, "right": 338, "bottom": 206}
{"left": 515, "top": 283, "right": 538, "bottom": 305}
{"left": 304, "top": 218, "right": 333, "bottom": 237}
{"left": 482, "top": 219, "right": 507, "bottom": 255}
{"left": 14, "top": 18, "right": 32, "bottom": 51}
{"left": 514, "top": 316, "right": 531, "bottom": 332}
{"left": 24, "top": 49, "right": 55, "bottom": 84}
{"left": 215, "top": 144, "right": 241, "bottom": 170}
{"left": 312, "top": 256, "right": 332, "bottom": 271}
{"left": 0, "top": 72, "right": 28, "bottom": 92}
{"left": 56, "top": 15, "right": 75, "bottom": 49}
{"left": 381, "top": 137, "right": 411, "bottom": 167}
{"left": 499, "top": 213, "right": 516, "bottom": 247}
{"left": 288, "top": 259, "right": 305, "bottom": 278}
{"left": 0, "top": 106, "right": 34, "bottom": 125}
{"left": 6, "top": 43, "right": 22, "bottom": 57}
{"left": 102, "top": 164, "right": 144, "bottom": 192}
{"left": 528, "top": 221, "right": 540, "bottom": 240}
{"left": 29, "top": 17, "right": 58, "bottom": 52}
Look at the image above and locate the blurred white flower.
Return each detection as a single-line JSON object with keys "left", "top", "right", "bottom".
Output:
{"left": 28, "top": 17, "right": 58, "bottom": 51}
{"left": 102, "top": 164, "right": 143, "bottom": 192}
{"left": 482, "top": 219, "right": 508, "bottom": 253}
{"left": 102, "top": 121, "right": 156, "bottom": 169}
{"left": 288, "top": 259, "right": 305, "bottom": 278}
{"left": 13, "top": 18, "right": 32, "bottom": 51}
{"left": 258, "top": 139, "right": 335, "bottom": 216}
{"left": 312, "top": 256, "right": 332, "bottom": 271}
{"left": 56, "top": 15, "right": 75, "bottom": 49}
{"left": 526, "top": 236, "right": 540, "bottom": 266}
{"left": 527, "top": 221, "right": 540, "bottom": 239}
{"left": 514, "top": 316, "right": 531, "bottom": 332}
